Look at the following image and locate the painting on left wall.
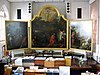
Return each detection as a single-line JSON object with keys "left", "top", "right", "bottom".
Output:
{"left": 5, "top": 21, "right": 28, "bottom": 50}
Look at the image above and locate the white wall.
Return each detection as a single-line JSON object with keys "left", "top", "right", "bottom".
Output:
{"left": 89, "top": 0, "right": 95, "bottom": 4}
{"left": 10, "top": 2, "right": 32, "bottom": 21}
{"left": 98, "top": 0, "right": 100, "bottom": 18}
{"left": 99, "top": 0, "right": 100, "bottom": 43}
{"left": 98, "top": 17, "right": 100, "bottom": 62}
{"left": 99, "top": 0, "right": 100, "bottom": 18}
{"left": 98, "top": 0, "right": 100, "bottom": 63}
{"left": 89, "top": 0, "right": 100, "bottom": 63}
{"left": 70, "top": 0, "right": 89, "bottom": 20}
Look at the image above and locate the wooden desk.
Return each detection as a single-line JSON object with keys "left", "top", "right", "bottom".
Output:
{"left": 10, "top": 56, "right": 98, "bottom": 75}
{"left": 70, "top": 57, "right": 98, "bottom": 75}
{"left": 34, "top": 60, "right": 44, "bottom": 66}
{"left": 24, "top": 72, "right": 34, "bottom": 75}
{"left": 24, "top": 72, "right": 46, "bottom": 75}
{"left": 71, "top": 65, "right": 92, "bottom": 75}
{"left": 96, "top": 65, "right": 100, "bottom": 71}
{"left": 24, "top": 69, "right": 46, "bottom": 75}
{"left": 44, "top": 61, "right": 54, "bottom": 68}
{"left": 54, "top": 60, "right": 65, "bottom": 67}
{"left": 34, "top": 57, "right": 46, "bottom": 66}
{"left": 71, "top": 65, "right": 92, "bottom": 70}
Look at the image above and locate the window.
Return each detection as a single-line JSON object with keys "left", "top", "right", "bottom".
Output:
{"left": 17, "top": 9, "right": 21, "bottom": 19}
{"left": 77, "top": 8, "right": 82, "bottom": 19}
{"left": 0, "top": 11, "right": 5, "bottom": 41}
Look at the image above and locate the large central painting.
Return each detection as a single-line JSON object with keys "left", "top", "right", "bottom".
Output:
{"left": 30, "top": 5, "right": 68, "bottom": 50}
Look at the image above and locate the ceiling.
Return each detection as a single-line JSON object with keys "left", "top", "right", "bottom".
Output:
{"left": 7, "top": 0, "right": 65, "bottom": 2}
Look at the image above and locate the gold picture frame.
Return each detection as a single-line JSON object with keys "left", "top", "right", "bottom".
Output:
{"left": 30, "top": 5, "right": 69, "bottom": 50}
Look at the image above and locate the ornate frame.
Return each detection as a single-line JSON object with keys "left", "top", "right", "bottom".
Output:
{"left": 30, "top": 5, "right": 69, "bottom": 50}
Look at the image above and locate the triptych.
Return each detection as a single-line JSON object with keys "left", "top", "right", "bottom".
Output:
{"left": 5, "top": 5, "right": 93, "bottom": 51}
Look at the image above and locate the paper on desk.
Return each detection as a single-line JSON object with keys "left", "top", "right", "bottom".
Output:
{"left": 59, "top": 66, "right": 70, "bottom": 75}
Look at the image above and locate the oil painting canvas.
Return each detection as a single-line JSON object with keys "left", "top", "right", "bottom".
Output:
{"left": 5, "top": 21, "right": 28, "bottom": 50}
{"left": 31, "top": 5, "right": 68, "bottom": 50}
{"left": 70, "top": 20, "right": 92, "bottom": 51}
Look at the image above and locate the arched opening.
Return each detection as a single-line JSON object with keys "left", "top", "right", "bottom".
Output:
{"left": 2, "top": 5, "right": 9, "bottom": 20}
{"left": 0, "top": 4, "right": 9, "bottom": 58}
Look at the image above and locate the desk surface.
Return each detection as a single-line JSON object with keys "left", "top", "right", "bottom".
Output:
{"left": 71, "top": 65, "right": 92, "bottom": 70}
{"left": 24, "top": 69, "right": 46, "bottom": 73}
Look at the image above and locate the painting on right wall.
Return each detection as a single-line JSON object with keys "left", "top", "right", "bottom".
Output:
{"left": 90, "top": 0, "right": 99, "bottom": 52}
{"left": 70, "top": 20, "right": 93, "bottom": 51}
